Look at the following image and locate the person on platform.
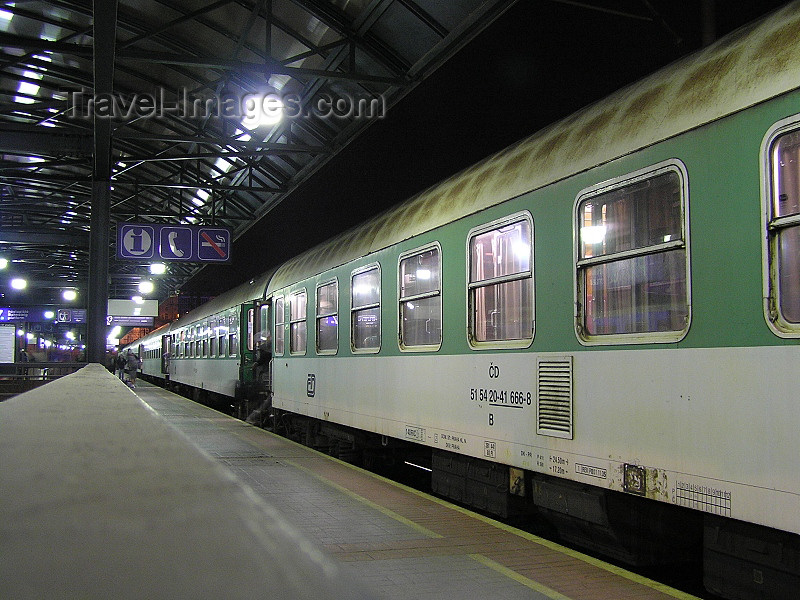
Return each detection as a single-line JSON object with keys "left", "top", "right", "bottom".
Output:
{"left": 115, "top": 352, "right": 126, "bottom": 380}
{"left": 124, "top": 349, "right": 141, "bottom": 388}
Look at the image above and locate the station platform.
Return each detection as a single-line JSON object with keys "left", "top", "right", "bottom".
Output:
{"left": 1, "top": 365, "right": 700, "bottom": 600}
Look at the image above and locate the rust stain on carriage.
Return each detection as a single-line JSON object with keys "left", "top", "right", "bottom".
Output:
{"left": 753, "top": 15, "right": 800, "bottom": 75}
{"left": 618, "top": 84, "right": 669, "bottom": 138}
{"left": 533, "top": 129, "right": 572, "bottom": 165}
{"left": 668, "top": 49, "right": 743, "bottom": 118}
{"left": 567, "top": 108, "right": 620, "bottom": 160}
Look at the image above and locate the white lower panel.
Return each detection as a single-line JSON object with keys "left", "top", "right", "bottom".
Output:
{"left": 169, "top": 358, "right": 240, "bottom": 397}
{"left": 272, "top": 346, "right": 800, "bottom": 535}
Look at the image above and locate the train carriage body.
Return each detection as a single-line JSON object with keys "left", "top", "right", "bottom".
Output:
{"left": 126, "top": 5, "right": 800, "bottom": 597}
{"left": 265, "top": 1, "right": 800, "bottom": 538}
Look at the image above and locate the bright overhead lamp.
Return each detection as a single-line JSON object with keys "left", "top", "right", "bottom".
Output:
{"left": 242, "top": 95, "right": 284, "bottom": 130}
{"left": 131, "top": 295, "right": 144, "bottom": 304}
{"left": 150, "top": 263, "right": 166, "bottom": 275}
{"left": 10, "top": 277, "right": 26, "bottom": 290}
{"left": 44, "top": 310, "right": 55, "bottom": 319}
{"left": 0, "top": 258, "right": 7, "bottom": 269}
{"left": 138, "top": 280, "right": 154, "bottom": 294}
{"left": 62, "top": 289, "right": 77, "bottom": 301}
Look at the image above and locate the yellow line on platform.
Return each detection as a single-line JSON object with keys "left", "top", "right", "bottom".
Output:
{"left": 469, "top": 554, "right": 574, "bottom": 599}
{"left": 223, "top": 416, "right": 698, "bottom": 600}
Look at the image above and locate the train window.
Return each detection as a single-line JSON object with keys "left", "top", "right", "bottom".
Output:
{"left": 763, "top": 118, "right": 800, "bottom": 335}
{"left": 316, "top": 280, "right": 338, "bottom": 354}
{"left": 228, "top": 331, "right": 237, "bottom": 357}
{"left": 351, "top": 264, "right": 381, "bottom": 352}
{"left": 247, "top": 308, "right": 255, "bottom": 352}
{"left": 575, "top": 160, "right": 690, "bottom": 344}
{"left": 274, "top": 296, "right": 285, "bottom": 355}
{"left": 399, "top": 244, "right": 442, "bottom": 350}
{"left": 468, "top": 213, "right": 533, "bottom": 348}
{"left": 256, "top": 304, "right": 270, "bottom": 348}
{"left": 228, "top": 314, "right": 238, "bottom": 357}
{"left": 289, "top": 290, "right": 307, "bottom": 355}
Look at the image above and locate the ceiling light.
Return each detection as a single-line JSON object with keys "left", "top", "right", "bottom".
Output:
{"left": 62, "top": 289, "right": 77, "bottom": 301}
{"left": 138, "top": 281, "right": 154, "bottom": 294}
{"left": 44, "top": 310, "right": 55, "bottom": 319}
{"left": 150, "top": 263, "right": 166, "bottom": 275}
{"left": 0, "top": 258, "right": 7, "bottom": 269}
{"left": 11, "top": 277, "right": 26, "bottom": 290}
{"left": 241, "top": 95, "right": 284, "bottom": 130}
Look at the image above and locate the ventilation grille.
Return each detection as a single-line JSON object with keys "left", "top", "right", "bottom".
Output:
{"left": 537, "top": 356, "right": 573, "bottom": 439}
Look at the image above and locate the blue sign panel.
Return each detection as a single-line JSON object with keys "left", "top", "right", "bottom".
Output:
{"left": 108, "top": 316, "right": 155, "bottom": 327}
{"left": 116, "top": 224, "right": 232, "bottom": 263}
{"left": 0, "top": 307, "right": 87, "bottom": 323}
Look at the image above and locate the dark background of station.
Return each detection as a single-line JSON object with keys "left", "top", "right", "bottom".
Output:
{"left": 182, "top": 0, "right": 791, "bottom": 297}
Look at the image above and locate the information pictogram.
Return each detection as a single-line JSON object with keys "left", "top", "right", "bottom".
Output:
{"left": 118, "top": 225, "right": 155, "bottom": 258}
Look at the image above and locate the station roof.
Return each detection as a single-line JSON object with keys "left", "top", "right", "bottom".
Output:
{"left": 0, "top": 0, "right": 518, "bottom": 304}
{"left": 0, "top": 1, "right": 793, "bottom": 308}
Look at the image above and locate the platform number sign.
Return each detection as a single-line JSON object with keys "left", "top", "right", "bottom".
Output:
{"left": 116, "top": 223, "right": 231, "bottom": 263}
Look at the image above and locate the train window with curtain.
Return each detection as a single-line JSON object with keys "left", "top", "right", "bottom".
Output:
{"left": 219, "top": 322, "right": 227, "bottom": 357}
{"left": 257, "top": 304, "right": 270, "bottom": 348}
{"left": 210, "top": 318, "right": 218, "bottom": 357}
{"left": 764, "top": 118, "right": 800, "bottom": 335}
{"left": 351, "top": 264, "right": 381, "bottom": 352}
{"left": 274, "top": 296, "right": 285, "bottom": 355}
{"left": 468, "top": 213, "right": 533, "bottom": 348}
{"left": 399, "top": 244, "right": 442, "bottom": 350}
{"left": 289, "top": 290, "right": 307, "bottom": 355}
{"left": 575, "top": 161, "right": 690, "bottom": 344}
{"left": 228, "top": 314, "right": 238, "bottom": 357}
{"left": 247, "top": 308, "right": 255, "bottom": 352}
{"left": 316, "top": 279, "right": 338, "bottom": 354}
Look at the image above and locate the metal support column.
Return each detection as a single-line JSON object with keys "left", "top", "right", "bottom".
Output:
{"left": 86, "top": 0, "right": 118, "bottom": 364}
{"left": 87, "top": 181, "right": 111, "bottom": 364}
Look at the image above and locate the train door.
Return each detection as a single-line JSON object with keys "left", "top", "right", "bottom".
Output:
{"left": 160, "top": 334, "right": 171, "bottom": 376}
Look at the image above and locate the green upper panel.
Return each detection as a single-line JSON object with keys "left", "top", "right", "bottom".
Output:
{"left": 267, "top": 3, "right": 800, "bottom": 294}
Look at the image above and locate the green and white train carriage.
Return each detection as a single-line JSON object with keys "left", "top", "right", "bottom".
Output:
{"left": 127, "top": 4, "right": 800, "bottom": 597}
{"left": 262, "top": 4, "right": 800, "bottom": 595}
{"left": 132, "top": 272, "right": 274, "bottom": 407}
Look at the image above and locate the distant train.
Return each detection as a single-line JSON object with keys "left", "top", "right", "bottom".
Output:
{"left": 126, "top": 4, "right": 800, "bottom": 598}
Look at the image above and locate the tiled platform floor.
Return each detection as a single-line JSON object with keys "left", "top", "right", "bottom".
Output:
{"left": 138, "top": 383, "right": 700, "bottom": 600}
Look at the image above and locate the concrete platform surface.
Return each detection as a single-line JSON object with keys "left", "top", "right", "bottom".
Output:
{"left": 0, "top": 364, "right": 372, "bottom": 600}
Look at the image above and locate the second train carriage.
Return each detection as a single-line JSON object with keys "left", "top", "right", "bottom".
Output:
{"left": 127, "top": 5, "right": 800, "bottom": 598}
